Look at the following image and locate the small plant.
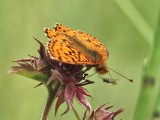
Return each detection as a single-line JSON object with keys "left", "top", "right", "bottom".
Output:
{"left": 10, "top": 39, "right": 123, "bottom": 120}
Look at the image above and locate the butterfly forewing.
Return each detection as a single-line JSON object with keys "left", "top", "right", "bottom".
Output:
{"left": 44, "top": 24, "right": 108, "bottom": 66}
{"left": 45, "top": 28, "right": 99, "bottom": 65}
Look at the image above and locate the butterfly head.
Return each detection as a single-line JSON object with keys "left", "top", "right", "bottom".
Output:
{"left": 96, "top": 64, "right": 109, "bottom": 74}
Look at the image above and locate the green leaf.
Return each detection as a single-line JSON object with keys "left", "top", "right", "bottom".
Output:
{"left": 14, "top": 70, "right": 48, "bottom": 83}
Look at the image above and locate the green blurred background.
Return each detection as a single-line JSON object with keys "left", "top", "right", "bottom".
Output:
{"left": 0, "top": 0, "right": 160, "bottom": 120}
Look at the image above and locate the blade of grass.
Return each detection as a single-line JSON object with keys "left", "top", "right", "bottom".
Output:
{"left": 133, "top": 8, "right": 160, "bottom": 120}
{"left": 114, "top": 0, "right": 153, "bottom": 46}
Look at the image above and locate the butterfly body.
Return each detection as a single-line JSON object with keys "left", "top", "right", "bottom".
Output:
{"left": 44, "top": 23, "right": 109, "bottom": 74}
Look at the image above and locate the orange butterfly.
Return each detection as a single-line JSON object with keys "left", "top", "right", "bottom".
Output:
{"left": 44, "top": 23, "right": 109, "bottom": 74}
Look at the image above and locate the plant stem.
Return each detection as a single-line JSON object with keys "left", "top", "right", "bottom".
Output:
{"left": 152, "top": 8, "right": 160, "bottom": 119}
{"left": 41, "top": 92, "right": 55, "bottom": 120}
{"left": 41, "top": 80, "right": 61, "bottom": 120}
{"left": 133, "top": 9, "right": 160, "bottom": 120}
{"left": 153, "top": 89, "right": 160, "bottom": 119}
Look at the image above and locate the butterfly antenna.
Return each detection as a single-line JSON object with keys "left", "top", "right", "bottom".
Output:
{"left": 108, "top": 71, "right": 113, "bottom": 80}
{"left": 85, "top": 72, "right": 97, "bottom": 78}
{"left": 108, "top": 67, "right": 133, "bottom": 82}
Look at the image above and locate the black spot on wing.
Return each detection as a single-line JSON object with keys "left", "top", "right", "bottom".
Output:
{"left": 62, "top": 39, "right": 67, "bottom": 42}
{"left": 77, "top": 52, "right": 81, "bottom": 61}
{"left": 63, "top": 30, "right": 66, "bottom": 32}
{"left": 64, "top": 52, "right": 68, "bottom": 56}
{"left": 58, "top": 56, "right": 62, "bottom": 61}
{"left": 94, "top": 44, "right": 100, "bottom": 47}
{"left": 68, "top": 51, "right": 72, "bottom": 55}
{"left": 86, "top": 39, "right": 91, "bottom": 42}
{"left": 71, "top": 57, "right": 76, "bottom": 63}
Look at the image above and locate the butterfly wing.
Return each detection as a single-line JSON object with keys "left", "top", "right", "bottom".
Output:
{"left": 54, "top": 24, "right": 109, "bottom": 62}
{"left": 45, "top": 28, "right": 98, "bottom": 65}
